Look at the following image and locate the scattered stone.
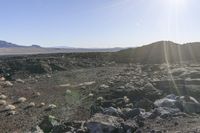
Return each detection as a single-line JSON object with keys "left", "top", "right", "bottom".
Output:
{"left": 48, "top": 104, "right": 57, "bottom": 110}
{"left": 35, "top": 92, "right": 41, "bottom": 97}
{"left": 17, "top": 97, "right": 27, "bottom": 103}
{"left": 99, "top": 84, "right": 109, "bottom": 89}
{"left": 66, "top": 89, "right": 72, "bottom": 95}
{"left": 28, "top": 102, "right": 36, "bottom": 108}
{"left": 0, "top": 94, "right": 7, "bottom": 99}
{"left": 7, "top": 110, "right": 16, "bottom": 115}
{"left": 5, "top": 105, "right": 16, "bottom": 111}
{"left": 76, "top": 128, "right": 86, "bottom": 133}
{"left": 123, "top": 96, "right": 130, "bottom": 103}
{"left": 4, "top": 81, "right": 13, "bottom": 87}
{"left": 88, "top": 93, "right": 94, "bottom": 97}
{"left": 0, "top": 100, "right": 6, "bottom": 105}
{"left": 40, "top": 102, "right": 45, "bottom": 107}
{"left": 125, "top": 103, "right": 134, "bottom": 108}
{"left": 59, "top": 84, "right": 71, "bottom": 87}
{"left": 79, "top": 81, "right": 95, "bottom": 86}
{"left": 0, "top": 77, "right": 5, "bottom": 81}
{"left": 47, "top": 74, "right": 52, "bottom": 78}
{"left": 30, "top": 126, "right": 44, "bottom": 133}
{"left": 97, "top": 97, "right": 103, "bottom": 101}
{"left": 16, "top": 78, "right": 25, "bottom": 83}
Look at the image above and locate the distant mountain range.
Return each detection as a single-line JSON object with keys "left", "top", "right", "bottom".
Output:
{"left": 0, "top": 40, "right": 124, "bottom": 55}
{"left": 0, "top": 40, "right": 41, "bottom": 48}
{"left": 0, "top": 40, "right": 20, "bottom": 48}
{"left": 114, "top": 41, "right": 200, "bottom": 64}
{"left": 2, "top": 40, "right": 200, "bottom": 64}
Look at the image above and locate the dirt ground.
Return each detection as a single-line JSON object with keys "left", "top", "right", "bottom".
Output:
{"left": 0, "top": 54, "right": 200, "bottom": 132}
{"left": 0, "top": 66, "right": 126, "bottom": 132}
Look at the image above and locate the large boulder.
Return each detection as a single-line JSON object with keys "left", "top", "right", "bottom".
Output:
{"left": 122, "top": 108, "right": 143, "bottom": 119}
{"left": 139, "top": 83, "right": 161, "bottom": 101}
{"left": 86, "top": 113, "right": 124, "bottom": 133}
{"left": 135, "top": 98, "right": 154, "bottom": 111}
{"left": 103, "top": 107, "right": 123, "bottom": 117}
{"left": 86, "top": 113, "right": 138, "bottom": 133}
{"left": 154, "top": 94, "right": 178, "bottom": 108}
{"left": 150, "top": 107, "right": 181, "bottom": 119}
{"left": 154, "top": 94, "right": 200, "bottom": 114}
{"left": 179, "top": 96, "right": 200, "bottom": 113}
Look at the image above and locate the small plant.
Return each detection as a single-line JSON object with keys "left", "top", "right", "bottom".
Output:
{"left": 65, "top": 89, "right": 81, "bottom": 106}
{"left": 34, "top": 92, "right": 41, "bottom": 97}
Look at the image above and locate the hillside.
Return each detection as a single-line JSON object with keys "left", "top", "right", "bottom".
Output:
{"left": 114, "top": 41, "right": 200, "bottom": 64}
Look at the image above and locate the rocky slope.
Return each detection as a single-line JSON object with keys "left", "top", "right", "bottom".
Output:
{"left": 114, "top": 41, "right": 200, "bottom": 64}
{"left": 0, "top": 43, "right": 200, "bottom": 132}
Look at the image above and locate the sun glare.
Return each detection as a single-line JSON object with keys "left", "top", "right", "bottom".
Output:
{"left": 169, "top": 0, "right": 187, "bottom": 8}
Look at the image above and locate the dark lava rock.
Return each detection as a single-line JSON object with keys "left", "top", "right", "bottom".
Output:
{"left": 121, "top": 119, "right": 138, "bottom": 133}
{"left": 123, "top": 108, "right": 141, "bottom": 118}
{"left": 86, "top": 113, "right": 138, "bottom": 133}
{"left": 140, "top": 83, "right": 161, "bottom": 101}
{"left": 103, "top": 107, "right": 123, "bottom": 117}
{"left": 135, "top": 98, "right": 154, "bottom": 111}
{"left": 86, "top": 113, "right": 124, "bottom": 133}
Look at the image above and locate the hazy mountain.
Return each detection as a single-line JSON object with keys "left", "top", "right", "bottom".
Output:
{"left": 0, "top": 40, "right": 21, "bottom": 48}
{"left": 114, "top": 41, "right": 200, "bottom": 64}
{"left": 0, "top": 40, "right": 124, "bottom": 55}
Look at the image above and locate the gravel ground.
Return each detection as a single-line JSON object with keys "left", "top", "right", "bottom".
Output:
{"left": 0, "top": 64, "right": 200, "bottom": 132}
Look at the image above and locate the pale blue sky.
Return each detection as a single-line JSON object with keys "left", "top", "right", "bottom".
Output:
{"left": 0, "top": 0, "right": 199, "bottom": 48}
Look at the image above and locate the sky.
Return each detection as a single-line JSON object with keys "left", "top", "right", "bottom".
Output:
{"left": 0, "top": 0, "right": 199, "bottom": 48}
